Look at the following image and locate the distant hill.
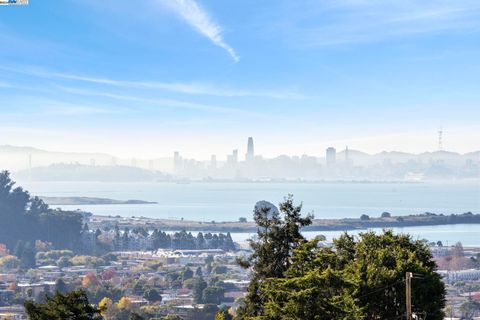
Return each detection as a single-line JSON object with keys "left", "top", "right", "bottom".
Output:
{"left": 13, "top": 163, "right": 171, "bottom": 182}
{"left": 1, "top": 144, "right": 478, "bottom": 175}
{"left": 464, "top": 150, "right": 480, "bottom": 158}
{"left": 334, "top": 148, "right": 479, "bottom": 166}
{"left": 0, "top": 145, "right": 172, "bottom": 172}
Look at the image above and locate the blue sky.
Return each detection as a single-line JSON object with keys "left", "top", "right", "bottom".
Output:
{"left": 0, "top": 0, "right": 479, "bottom": 158}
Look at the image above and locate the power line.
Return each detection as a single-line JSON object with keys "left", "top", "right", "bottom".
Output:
{"left": 356, "top": 279, "right": 406, "bottom": 300}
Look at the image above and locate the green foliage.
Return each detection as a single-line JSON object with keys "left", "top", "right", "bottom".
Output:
{"left": 460, "top": 300, "right": 480, "bottom": 319}
{"left": 199, "top": 304, "right": 219, "bottom": 320}
{"left": 87, "top": 281, "right": 124, "bottom": 304}
{"left": 238, "top": 195, "right": 312, "bottom": 317}
{"left": 360, "top": 214, "right": 370, "bottom": 221}
{"left": 0, "top": 172, "right": 82, "bottom": 251}
{"left": 24, "top": 289, "right": 102, "bottom": 320}
{"left": 36, "top": 250, "right": 74, "bottom": 261}
{"left": 162, "top": 315, "right": 183, "bottom": 320}
{"left": 70, "top": 255, "right": 105, "bottom": 268}
{"left": 202, "top": 286, "right": 225, "bottom": 304}
{"left": 182, "top": 267, "right": 194, "bottom": 281}
{"left": 14, "top": 241, "right": 36, "bottom": 269}
{"left": 349, "top": 231, "right": 445, "bottom": 319}
{"left": 193, "top": 277, "right": 207, "bottom": 304}
{"left": 55, "top": 278, "right": 69, "bottom": 294}
{"left": 212, "top": 265, "right": 228, "bottom": 274}
{"left": 237, "top": 195, "right": 445, "bottom": 319}
{"left": 262, "top": 267, "right": 361, "bottom": 319}
{"left": 143, "top": 288, "right": 162, "bottom": 303}
{"left": 249, "top": 230, "right": 446, "bottom": 320}
{"left": 381, "top": 211, "right": 391, "bottom": 218}
{"left": 215, "top": 309, "right": 233, "bottom": 320}
{"left": 0, "top": 255, "right": 20, "bottom": 270}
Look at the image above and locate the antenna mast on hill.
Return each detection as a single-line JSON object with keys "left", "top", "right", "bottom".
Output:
{"left": 438, "top": 127, "right": 443, "bottom": 151}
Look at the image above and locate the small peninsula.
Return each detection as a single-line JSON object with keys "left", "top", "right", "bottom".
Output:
{"left": 40, "top": 196, "right": 157, "bottom": 206}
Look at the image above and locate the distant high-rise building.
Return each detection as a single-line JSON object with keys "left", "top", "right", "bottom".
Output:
{"left": 246, "top": 137, "right": 254, "bottom": 161}
{"left": 345, "top": 146, "right": 349, "bottom": 162}
{"left": 174, "top": 151, "right": 183, "bottom": 172}
{"left": 210, "top": 155, "right": 217, "bottom": 169}
{"left": 228, "top": 149, "right": 239, "bottom": 165}
{"left": 326, "top": 147, "right": 336, "bottom": 167}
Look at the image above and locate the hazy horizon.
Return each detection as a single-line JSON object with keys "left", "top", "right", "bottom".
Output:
{"left": 1, "top": 1, "right": 480, "bottom": 158}
{"left": 2, "top": 140, "right": 480, "bottom": 161}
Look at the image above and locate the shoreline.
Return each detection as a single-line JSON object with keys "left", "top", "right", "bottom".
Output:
{"left": 88, "top": 211, "right": 480, "bottom": 233}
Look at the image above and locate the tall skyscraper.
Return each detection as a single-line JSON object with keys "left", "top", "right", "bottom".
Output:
{"left": 233, "top": 149, "right": 238, "bottom": 163}
{"left": 326, "top": 147, "right": 336, "bottom": 167}
{"left": 174, "top": 151, "right": 183, "bottom": 172}
{"left": 246, "top": 137, "right": 254, "bottom": 161}
{"left": 345, "top": 146, "right": 349, "bottom": 162}
{"left": 210, "top": 155, "right": 217, "bottom": 169}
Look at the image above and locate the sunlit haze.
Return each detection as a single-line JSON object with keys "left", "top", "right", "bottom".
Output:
{"left": 1, "top": 1, "right": 480, "bottom": 158}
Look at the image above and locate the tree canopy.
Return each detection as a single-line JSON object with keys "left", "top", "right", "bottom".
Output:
{"left": 24, "top": 289, "right": 102, "bottom": 320}
{"left": 237, "top": 195, "right": 313, "bottom": 318}
{"left": 0, "top": 171, "right": 83, "bottom": 251}
{"left": 237, "top": 195, "right": 445, "bottom": 320}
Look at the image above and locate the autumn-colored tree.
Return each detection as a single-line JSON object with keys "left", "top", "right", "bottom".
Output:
{"left": 215, "top": 309, "right": 233, "bottom": 320}
{"left": 0, "top": 255, "right": 20, "bottom": 270}
{"left": 82, "top": 272, "right": 100, "bottom": 288}
{"left": 99, "top": 297, "right": 118, "bottom": 319}
{"left": 101, "top": 268, "right": 117, "bottom": 280}
{"left": 117, "top": 296, "right": 133, "bottom": 310}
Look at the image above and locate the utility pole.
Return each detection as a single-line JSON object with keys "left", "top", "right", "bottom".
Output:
{"left": 406, "top": 272, "right": 413, "bottom": 320}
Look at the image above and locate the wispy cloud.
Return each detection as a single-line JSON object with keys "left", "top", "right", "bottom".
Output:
{"left": 282, "top": 0, "right": 480, "bottom": 47}
{"left": 45, "top": 105, "right": 119, "bottom": 116}
{"left": 159, "top": 0, "right": 239, "bottom": 62}
{"left": 0, "top": 64, "right": 305, "bottom": 99}
{"left": 55, "top": 86, "right": 263, "bottom": 118}
{"left": 0, "top": 81, "right": 11, "bottom": 88}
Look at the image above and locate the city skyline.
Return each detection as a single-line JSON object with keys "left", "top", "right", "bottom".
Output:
{"left": 2, "top": 134, "right": 479, "bottom": 165}
{"left": 2, "top": 135, "right": 479, "bottom": 181}
{"left": 0, "top": 1, "right": 480, "bottom": 158}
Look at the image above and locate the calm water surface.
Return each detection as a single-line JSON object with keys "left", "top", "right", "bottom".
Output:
{"left": 15, "top": 180, "right": 480, "bottom": 245}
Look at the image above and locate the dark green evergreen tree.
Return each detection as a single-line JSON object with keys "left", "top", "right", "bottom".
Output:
{"left": 143, "top": 288, "right": 162, "bottom": 303}
{"left": 192, "top": 277, "right": 207, "bottom": 304}
{"left": 55, "top": 278, "right": 68, "bottom": 294}
{"left": 24, "top": 289, "right": 102, "bottom": 320}
{"left": 253, "top": 230, "right": 446, "bottom": 320}
{"left": 237, "top": 195, "right": 312, "bottom": 318}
